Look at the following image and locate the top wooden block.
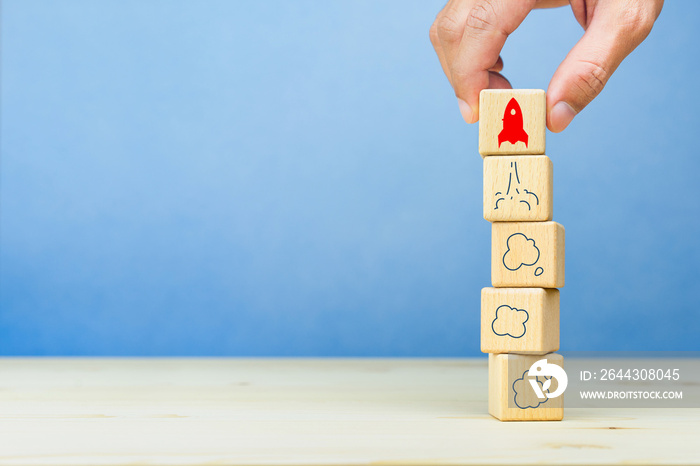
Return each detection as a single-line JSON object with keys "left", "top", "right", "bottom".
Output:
{"left": 479, "top": 90, "right": 546, "bottom": 156}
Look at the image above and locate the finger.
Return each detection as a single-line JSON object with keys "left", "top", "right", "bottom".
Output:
{"left": 489, "top": 55, "right": 504, "bottom": 72}
{"left": 449, "top": 0, "right": 537, "bottom": 123}
{"left": 435, "top": 0, "right": 472, "bottom": 72}
{"left": 534, "top": 0, "right": 569, "bottom": 8}
{"left": 488, "top": 71, "right": 511, "bottom": 89}
{"left": 546, "top": 4, "right": 661, "bottom": 132}
{"left": 429, "top": 21, "right": 453, "bottom": 85}
{"left": 457, "top": 70, "right": 512, "bottom": 123}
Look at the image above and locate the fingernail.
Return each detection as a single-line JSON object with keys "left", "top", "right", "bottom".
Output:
{"left": 550, "top": 101, "right": 577, "bottom": 132}
{"left": 457, "top": 98, "right": 474, "bottom": 124}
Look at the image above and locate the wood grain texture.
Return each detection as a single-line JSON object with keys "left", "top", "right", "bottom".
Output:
{"left": 484, "top": 155, "right": 553, "bottom": 222}
{"left": 492, "top": 221, "right": 565, "bottom": 288}
{"left": 1, "top": 358, "right": 700, "bottom": 465}
{"left": 489, "top": 353, "right": 564, "bottom": 421}
{"left": 481, "top": 287, "right": 559, "bottom": 355}
{"left": 479, "top": 89, "right": 546, "bottom": 156}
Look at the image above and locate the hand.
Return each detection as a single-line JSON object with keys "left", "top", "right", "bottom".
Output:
{"left": 429, "top": 0, "right": 663, "bottom": 132}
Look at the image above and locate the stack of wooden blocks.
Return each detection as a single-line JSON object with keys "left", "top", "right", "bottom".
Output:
{"left": 478, "top": 89, "right": 565, "bottom": 421}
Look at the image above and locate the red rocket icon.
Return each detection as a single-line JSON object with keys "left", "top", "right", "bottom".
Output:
{"left": 498, "top": 98, "right": 528, "bottom": 148}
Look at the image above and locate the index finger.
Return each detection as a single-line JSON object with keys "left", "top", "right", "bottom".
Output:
{"left": 449, "top": 0, "right": 536, "bottom": 122}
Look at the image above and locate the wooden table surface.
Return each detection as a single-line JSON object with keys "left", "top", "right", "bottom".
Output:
{"left": 0, "top": 358, "right": 697, "bottom": 465}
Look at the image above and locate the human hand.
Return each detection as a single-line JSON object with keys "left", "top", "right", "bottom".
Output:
{"left": 429, "top": 0, "right": 663, "bottom": 132}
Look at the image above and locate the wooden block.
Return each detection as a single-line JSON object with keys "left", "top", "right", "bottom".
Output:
{"left": 489, "top": 353, "right": 564, "bottom": 421}
{"left": 481, "top": 287, "right": 559, "bottom": 355}
{"left": 491, "top": 221, "right": 564, "bottom": 288}
{"left": 483, "top": 155, "right": 553, "bottom": 222}
{"left": 479, "top": 89, "right": 546, "bottom": 156}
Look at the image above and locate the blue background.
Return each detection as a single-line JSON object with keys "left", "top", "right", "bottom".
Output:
{"left": 1, "top": 1, "right": 698, "bottom": 356}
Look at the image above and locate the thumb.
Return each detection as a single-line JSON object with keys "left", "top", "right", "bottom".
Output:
{"left": 546, "top": 5, "right": 659, "bottom": 132}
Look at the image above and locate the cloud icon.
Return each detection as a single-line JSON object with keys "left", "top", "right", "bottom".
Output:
{"left": 512, "top": 370, "right": 551, "bottom": 409}
{"left": 492, "top": 305, "right": 528, "bottom": 338}
{"left": 503, "top": 233, "right": 540, "bottom": 271}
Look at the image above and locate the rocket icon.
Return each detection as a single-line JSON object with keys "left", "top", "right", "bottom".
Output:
{"left": 498, "top": 98, "right": 529, "bottom": 148}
